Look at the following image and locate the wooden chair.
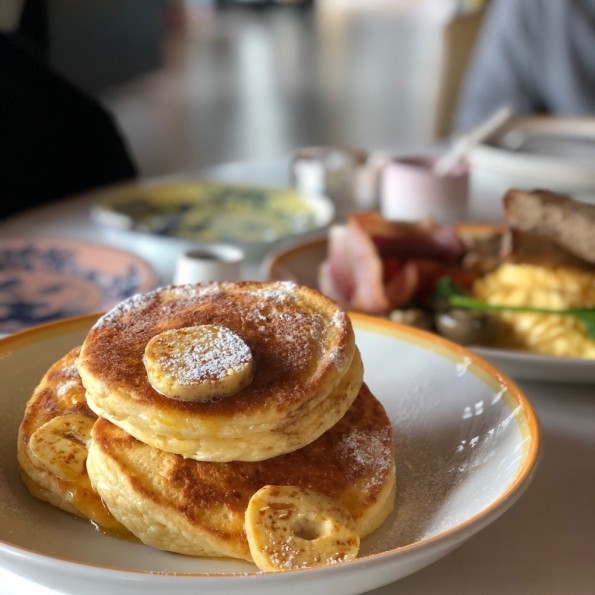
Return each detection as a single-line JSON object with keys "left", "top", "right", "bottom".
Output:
{"left": 432, "top": 6, "right": 486, "bottom": 140}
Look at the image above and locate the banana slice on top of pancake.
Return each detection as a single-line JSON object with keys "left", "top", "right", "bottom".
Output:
{"left": 143, "top": 324, "right": 254, "bottom": 402}
{"left": 78, "top": 281, "right": 364, "bottom": 462}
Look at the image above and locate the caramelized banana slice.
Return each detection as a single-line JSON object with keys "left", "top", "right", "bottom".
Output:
{"left": 144, "top": 325, "right": 254, "bottom": 402}
{"left": 28, "top": 413, "right": 95, "bottom": 481}
{"left": 245, "top": 485, "right": 360, "bottom": 571}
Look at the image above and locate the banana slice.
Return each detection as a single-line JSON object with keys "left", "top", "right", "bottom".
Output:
{"left": 143, "top": 324, "right": 254, "bottom": 402}
{"left": 28, "top": 414, "right": 95, "bottom": 481}
{"left": 245, "top": 485, "right": 360, "bottom": 571}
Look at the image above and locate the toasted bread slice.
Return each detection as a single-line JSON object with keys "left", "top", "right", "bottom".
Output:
{"left": 503, "top": 189, "right": 595, "bottom": 265}
{"left": 500, "top": 228, "right": 593, "bottom": 269}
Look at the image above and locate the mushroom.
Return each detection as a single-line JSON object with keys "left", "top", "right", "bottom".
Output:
{"left": 389, "top": 308, "right": 434, "bottom": 331}
{"left": 434, "top": 308, "right": 497, "bottom": 345}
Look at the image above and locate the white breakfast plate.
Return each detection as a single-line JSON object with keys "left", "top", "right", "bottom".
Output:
{"left": 470, "top": 346, "right": 595, "bottom": 384}
{"left": 0, "top": 313, "right": 538, "bottom": 595}
{"left": 0, "top": 238, "right": 158, "bottom": 334}
{"left": 91, "top": 179, "right": 334, "bottom": 258}
{"left": 264, "top": 236, "right": 595, "bottom": 384}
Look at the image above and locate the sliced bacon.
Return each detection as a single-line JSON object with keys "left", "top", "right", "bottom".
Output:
{"left": 346, "top": 215, "right": 391, "bottom": 313}
{"left": 384, "top": 260, "right": 419, "bottom": 308}
{"left": 385, "top": 259, "right": 478, "bottom": 309}
{"left": 321, "top": 225, "right": 355, "bottom": 303}
{"left": 351, "top": 212, "right": 465, "bottom": 262}
{"left": 429, "top": 225, "right": 467, "bottom": 259}
{"left": 317, "top": 212, "right": 474, "bottom": 314}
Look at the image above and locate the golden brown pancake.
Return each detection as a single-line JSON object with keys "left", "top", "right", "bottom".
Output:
{"left": 86, "top": 383, "right": 396, "bottom": 562}
{"left": 78, "top": 281, "right": 363, "bottom": 462}
{"left": 16, "top": 347, "right": 128, "bottom": 535}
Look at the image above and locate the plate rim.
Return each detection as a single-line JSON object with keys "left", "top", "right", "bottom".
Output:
{"left": 0, "top": 313, "right": 540, "bottom": 582}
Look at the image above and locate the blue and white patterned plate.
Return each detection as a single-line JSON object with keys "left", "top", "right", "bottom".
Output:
{"left": 0, "top": 239, "right": 158, "bottom": 334}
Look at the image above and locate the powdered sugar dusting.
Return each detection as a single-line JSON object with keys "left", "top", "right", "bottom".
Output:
{"left": 264, "top": 540, "right": 351, "bottom": 570}
{"left": 152, "top": 326, "right": 252, "bottom": 384}
{"left": 87, "top": 281, "right": 354, "bottom": 406}
{"left": 92, "top": 284, "right": 225, "bottom": 329}
{"left": 337, "top": 427, "right": 393, "bottom": 489}
{"left": 92, "top": 290, "right": 156, "bottom": 329}
{"left": 254, "top": 280, "right": 296, "bottom": 297}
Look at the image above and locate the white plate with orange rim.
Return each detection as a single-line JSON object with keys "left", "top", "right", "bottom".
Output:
{"left": 264, "top": 236, "right": 595, "bottom": 384}
{"left": 0, "top": 238, "right": 158, "bottom": 334}
{"left": 0, "top": 313, "right": 538, "bottom": 594}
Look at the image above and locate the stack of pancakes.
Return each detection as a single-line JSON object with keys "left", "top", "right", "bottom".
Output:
{"left": 17, "top": 281, "right": 396, "bottom": 570}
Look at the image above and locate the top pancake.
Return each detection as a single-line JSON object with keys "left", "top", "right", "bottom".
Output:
{"left": 78, "top": 281, "right": 362, "bottom": 461}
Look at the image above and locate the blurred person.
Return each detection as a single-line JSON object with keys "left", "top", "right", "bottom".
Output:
{"left": 454, "top": 0, "right": 595, "bottom": 131}
{"left": 0, "top": 0, "right": 137, "bottom": 219}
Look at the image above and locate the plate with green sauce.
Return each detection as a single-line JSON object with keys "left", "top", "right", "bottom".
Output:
{"left": 91, "top": 180, "right": 335, "bottom": 247}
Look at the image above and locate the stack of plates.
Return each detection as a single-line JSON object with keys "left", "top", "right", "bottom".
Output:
{"left": 468, "top": 117, "right": 595, "bottom": 221}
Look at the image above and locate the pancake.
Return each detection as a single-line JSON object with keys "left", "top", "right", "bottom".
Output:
{"left": 78, "top": 281, "right": 363, "bottom": 462}
{"left": 86, "top": 382, "right": 396, "bottom": 562}
{"left": 16, "top": 347, "right": 128, "bottom": 535}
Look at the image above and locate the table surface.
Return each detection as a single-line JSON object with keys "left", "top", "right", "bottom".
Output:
{"left": 1, "top": 158, "right": 594, "bottom": 595}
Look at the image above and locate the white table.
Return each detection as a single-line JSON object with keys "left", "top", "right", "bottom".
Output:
{"left": 1, "top": 159, "right": 594, "bottom": 595}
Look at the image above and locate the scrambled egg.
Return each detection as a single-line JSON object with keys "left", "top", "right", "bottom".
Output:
{"left": 472, "top": 264, "right": 595, "bottom": 359}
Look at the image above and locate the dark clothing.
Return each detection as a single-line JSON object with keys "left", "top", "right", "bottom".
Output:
{"left": 455, "top": 0, "right": 595, "bottom": 131}
{"left": 0, "top": 30, "right": 136, "bottom": 219}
